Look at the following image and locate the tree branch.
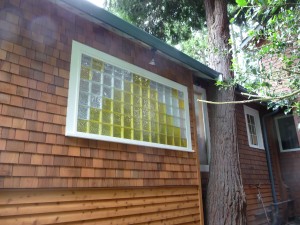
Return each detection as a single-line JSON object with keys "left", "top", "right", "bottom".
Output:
{"left": 198, "top": 89, "right": 300, "bottom": 105}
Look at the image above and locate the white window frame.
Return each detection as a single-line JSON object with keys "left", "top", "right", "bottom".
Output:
{"left": 243, "top": 105, "right": 264, "bottom": 150}
{"left": 66, "top": 41, "right": 192, "bottom": 152}
{"left": 194, "top": 86, "right": 211, "bottom": 172}
{"left": 275, "top": 114, "right": 300, "bottom": 152}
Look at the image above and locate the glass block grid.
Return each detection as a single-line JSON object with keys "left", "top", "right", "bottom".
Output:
{"left": 77, "top": 54, "right": 188, "bottom": 147}
{"left": 246, "top": 114, "right": 258, "bottom": 145}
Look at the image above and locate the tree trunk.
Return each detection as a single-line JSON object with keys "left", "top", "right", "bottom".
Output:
{"left": 203, "top": 0, "right": 247, "bottom": 224}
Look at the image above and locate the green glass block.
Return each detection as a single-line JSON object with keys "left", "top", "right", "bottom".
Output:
{"left": 124, "top": 92, "right": 132, "bottom": 104}
{"left": 90, "top": 108, "right": 101, "bottom": 121}
{"left": 134, "top": 130, "right": 142, "bottom": 140}
{"left": 113, "top": 113, "right": 122, "bottom": 126}
{"left": 167, "top": 126, "right": 174, "bottom": 136}
{"left": 167, "top": 115, "right": 173, "bottom": 125}
{"left": 101, "top": 124, "right": 112, "bottom": 136}
{"left": 133, "top": 74, "right": 141, "bottom": 84}
{"left": 181, "top": 138, "right": 187, "bottom": 147}
{"left": 113, "top": 126, "right": 122, "bottom": 138}
{"left": 133, "top": 84, "right": 141, "bottom": 95}
{"left": 133, "top": 118, "right": 141, "bottom": 128}
{"left": 124, "top": 115, "right": 132, "bottom": 127}
{"left": 159, "top": 114, "right": 166, "bottom": 124}
{"left": 113, "top": 101, "right": 122, "bottom": 114}
{"left": 92, "top": 58, "right": 103, "bottom": 71}
{"left": 114, "top": 89, "right": 122, "bottom": 101}
{"left": 124, "top": 81, "right": 132, "bottom": 92}
{"left": 158, "top": 103, "right": 166, "bottom": 114}
{"left": 174, "top": 127, "right": 181, "bottom": 137}
{"left": 179, "top": 99, "right": 185, "bottom": 109}
{"left": 142, "top": 87, "right": 149, "bottom": 98}
{"left": 172, "top": 89, "right": 178, "bottom": 98}
{"left": 124, "top": 128, "right": 132, "bottom": 139}
{"left": 150, "top": 100, "right": 158, "bottom": 111}
{"left": 102, "top": 111, "right": 112, "bottom": 124}
{"left": 102, "top": 98, "right": 112, "bottom": 111}
{"left": 89, "top": 121, "right": 100, "bottom": 134}
{"left": 124, "top": 104, "right": 132, "bottom": 115}
{"left": 159, "top": 134, "right": 166, "bottom": 144}
{"left": 151, "top": 133, "right": 159, "bottom": 143}
{"left": 151, "top": 122, "right": 158, "bottom": 133}
{"left": 167, "top": 136, "right": 174, "bottom": 145}
{"left": 143, "top": 131, "right": 150, "bottom": 142}
{"left": 80, "top": 67, "right": 90, "bottom": 80}
{"left": 77, "top": 119, "right": 88, "bottom": 133}
{"left": 142, "top": 98, "right": 149, "bottom": 107}
{"left": 174, "top": 137, "right": 181, "bottom": 146}
{"left": 159, "top": 124, "right": 167, "bottom": 134}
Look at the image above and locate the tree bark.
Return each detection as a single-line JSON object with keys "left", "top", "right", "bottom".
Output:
{"left": 203, "top": 0, "right": 247, "bottom": 224}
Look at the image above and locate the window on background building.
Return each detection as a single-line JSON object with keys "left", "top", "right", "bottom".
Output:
{"left": 66, "top": 41, "right": 192, "bottom": 151}
{"left": 275, "top": 115, "right": 300, "bottom": 152}
{"left": 194, "top": 86, "right": 211, "bottom": 171}
{"left": 243, "top": 105, "right": 264, "bottom": 149}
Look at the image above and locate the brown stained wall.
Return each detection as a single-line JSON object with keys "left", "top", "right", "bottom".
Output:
{"left": 0, "top": 0, "right": 199, "bottom": 189}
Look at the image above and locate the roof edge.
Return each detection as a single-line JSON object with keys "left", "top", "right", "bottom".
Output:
{"left": 60, "top": 0, "right": 220, "bottom": 80}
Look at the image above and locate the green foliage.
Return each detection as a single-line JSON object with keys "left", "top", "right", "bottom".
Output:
{"left": 231, "top": 0, "right": 300, "bottom": 114}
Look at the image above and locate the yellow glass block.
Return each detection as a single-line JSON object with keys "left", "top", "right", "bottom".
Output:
{"left": 159, "top": 134, "right": 166, "bottom": 144}
{"left": 113, "top": 113, "right": 122, "bottom": 126}
{"left": 90, "top": 108, "right": 100, "bottom": 121}
{"left": 133, "top": 95, "right": 141, "bottom": 105}
{"left": 102, "top": 111, "right": 112, "bottom": 124}
{"left": 143, "top": 131, "right": 150, "bottom": 142}
{"left": 124, "top": 115, "right": 132, "bottom": 128}
{"left": 101, "top": 124, "right": 112, "bottom": 136}
{"left": 80, "top": 66, "right": 90, "bottom": 80}
{"left": 133, "top": 118, "right": 141, "bottom": 129}
{"left": 150, "top": 89, "right": 158, "bottom": 100}
{"left": 77, "top": 119, "right": 88, "bottom": 133}
{"left": 151, "top": 133, "right": 159, "bottom": 143}
{"left": 167, "top": 115, "right": 173, "bottom": 125}
{"left": 142, "top": 120, "right": 150, "bottom": 131}
{"left": 124, "top": 104, "right": 132, "bottom": 115}
{"left": 159, "top": 114, "right": 166, "bottom": 124}
{"left": 102, "top": 98, "right": 112, "bottom": 111}
{"left": 89, "top": 121, "right": 100, "bottom": 134}
{"left": 150, "top": 100, "right": 158, "bottom": 112}
{"left": 181, "top": 138, "right": 187, "bottom": 147}
{"left": 124, "top": 128, "right": 132, "bottom": 139}
{"left": 114, "top": 89, "right": 122, "bottom": 101}
{"left": 159, "top": 124, "right": 167, "bottom": 134}
{"left": 124, "top": 81, "right": 132, "bottom": 92}
{"left": 167, "top": 126, "right": 174, "bottom": 136}
{"left": 151, "top": 122, "right": 158, "bottom": 133}
{"left": 124, "top": 92, "right": 132, "bottom": 103}
{"left": 113, "top": 101, "right": 122, "bottom": 114}
{"left": 133, "top": 74, "right": 141, "bottom": 84}
{"left": 158, "top": 103, "right": 166, "bottom": 114}
{"left": 134, "top": 130, "right": 142, "bottom": 140}
{"left": 172, "top": 89, "right": 178, "bottom": 98}
{"left": 141, "top": 77, "right": 150, "bottom": 87}
{"left": 133, "top": 84, "right": 141, "bottom": 95}
{"left": 174, "top": 127, "right": 181, "bottom": 137}
{"left": 174, "top": 137, "right": 181, "bottom": 146}
{"left": 167, "top": 136, "right": 174, "bottom": 145}
{"left": 92, "top": 58, "right": 103, "bottom": 71}
{"left": 179, "top": 100, "right": 185, "bottom": 109}
{"left": 142, "top": 87, "right": 149, "bottom": 98}
{"left": 113, "top": 126, "right": 122, "bottom": 138}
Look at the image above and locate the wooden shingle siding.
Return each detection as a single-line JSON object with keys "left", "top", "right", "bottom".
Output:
{"left": 0, "top": 0, "right": 199, "bottom": 189}
{"left": 0, "top": 186, "right": 201, "bottom": 225}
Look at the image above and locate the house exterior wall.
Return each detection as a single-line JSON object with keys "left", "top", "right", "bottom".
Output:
{"left": 0, "top": 0, "right": 203, "bottom": 224}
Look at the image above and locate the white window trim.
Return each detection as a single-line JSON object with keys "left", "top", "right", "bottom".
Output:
{"left": 66, "top": 41, "right": 192, "bottom": 152}
{"left": 243, "top": 105, "right": 265, "bottom": 150}
{"left": 275, "top": 114, "right": 300, "bottom": 152}
{"left": 194, "top": 86, "right": 211, "bottom": 172}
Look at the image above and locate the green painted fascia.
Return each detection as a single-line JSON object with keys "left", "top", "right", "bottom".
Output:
{"left": 60, "top": 0, "right": 220, "bottom": 80}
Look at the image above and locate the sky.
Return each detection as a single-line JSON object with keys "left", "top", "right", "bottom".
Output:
{"left": 86, "top": 0, "right": 105, "bottom": 8}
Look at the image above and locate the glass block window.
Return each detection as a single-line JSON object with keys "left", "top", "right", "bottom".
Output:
{"left": 66, "top": 41, "right": 192, "bottom": 151}
{"left": 243, "top": 105, "right": 264, "bottom": 149}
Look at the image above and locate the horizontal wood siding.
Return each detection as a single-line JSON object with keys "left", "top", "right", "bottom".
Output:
{"left": 0, "top": 187, "right": 201, "bottom": 225}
